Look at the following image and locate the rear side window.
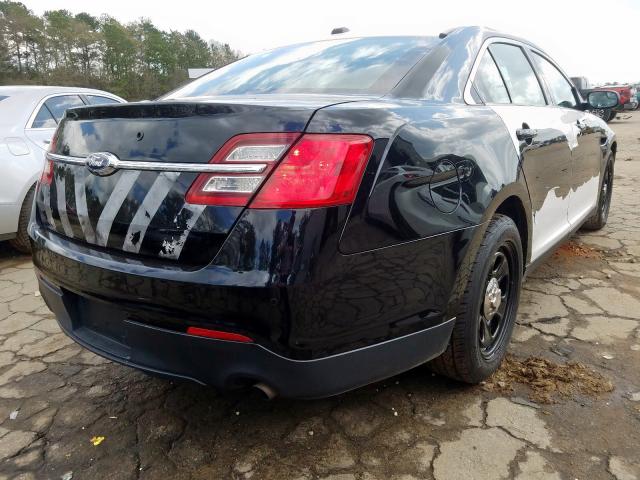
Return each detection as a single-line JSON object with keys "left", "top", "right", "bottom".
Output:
{"left": 0, "top": 95, "right": 7, "bottom": 102}
{"left": 31, "top": 106, "right": 57, "bottom": 128}
{"left": 474, "top": 51, "right": 510, "bottom": 104}
{"left": 86, "top": 95, "right": 120, "bottom": 105}
{"left": 44, "top": 95, "right": 84, "bottom": 123}
{"left": 532, "top": 53, "right": 577, "bottom": 108}
{"left": 489, "top": 44, "right": 546, "bottom": 106}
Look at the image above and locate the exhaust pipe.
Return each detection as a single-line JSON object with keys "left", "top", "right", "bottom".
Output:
{"left": 253, "top": 382, "right": 277, "bottom": 400}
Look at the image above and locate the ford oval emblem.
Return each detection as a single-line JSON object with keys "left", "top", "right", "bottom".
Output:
{"left": 86, "top": 152, "right": 118, "bottom": 176}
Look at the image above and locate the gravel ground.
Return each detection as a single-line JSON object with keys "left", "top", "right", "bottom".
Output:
{"left": 1, "top": 112, "right": 639, "bottom": 480}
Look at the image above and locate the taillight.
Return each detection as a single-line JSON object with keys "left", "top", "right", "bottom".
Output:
{"left": 250, "top": 134, "right": 373, "bottom": 209}
{"left": 186, "top": 133, "right": 374, "bottom": 209}
{"left": 40, "top": 159, "right": 54, "bottom": 186}
{"left": 185, "top": 133, "right": 300, "bottom": 206}
{"left": 39, "top": 130, "right": 58, "bottom": 186}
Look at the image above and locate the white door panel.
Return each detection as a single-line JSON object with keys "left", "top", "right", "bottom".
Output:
{"left": 0, "top": 140, "right": 43, "bottom": 235}
{"left": 25, "top": 127, "right": 56, "bottom": 153}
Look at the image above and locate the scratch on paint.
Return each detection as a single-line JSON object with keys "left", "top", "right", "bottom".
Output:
{"left": 160, "top": 238, "right": 180, "bottom": 256}
{"left": 158, "top": 204, "right": 206, "bottom": 260}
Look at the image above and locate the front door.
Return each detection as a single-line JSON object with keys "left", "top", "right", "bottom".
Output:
{"left": 529, "top": 52, "right": 603, "bottom": 226}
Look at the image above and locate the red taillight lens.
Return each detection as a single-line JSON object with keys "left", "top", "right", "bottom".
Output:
{"left": 40, "top": 130, "right": 58, "bottom": 186}
{"left": 185, "top": 133, "right": 300, "bottom": 206}
{"left": 40, "top": 158, "right": 54, "bottom": 186}
{"left": 250, "top": 134, "right": 373, "bottom": 209}
{"left": 186, "top": 326, "right": 253, "bottom": 343}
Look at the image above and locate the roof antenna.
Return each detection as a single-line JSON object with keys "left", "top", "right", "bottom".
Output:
{"left": 331, "top": 27, "right": 350, "bottom": 35}
{"left": 439, "top": 28, "right": 455, "bottom": 39}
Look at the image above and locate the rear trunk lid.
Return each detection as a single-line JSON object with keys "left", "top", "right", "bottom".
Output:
{"left": 34, "top": 98, "right": 351, "bottom": 266}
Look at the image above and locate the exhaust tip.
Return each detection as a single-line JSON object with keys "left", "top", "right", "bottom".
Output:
{"left": 253, "top": 382, "right": 277, "bottom": 400}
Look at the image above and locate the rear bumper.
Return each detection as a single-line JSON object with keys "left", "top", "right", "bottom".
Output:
{"left": 38, "top": 273, "right": 454, "bottom": 398}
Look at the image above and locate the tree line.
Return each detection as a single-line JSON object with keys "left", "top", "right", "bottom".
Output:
{"left": 0, "top": 1, "right": 242, "bottom": 100}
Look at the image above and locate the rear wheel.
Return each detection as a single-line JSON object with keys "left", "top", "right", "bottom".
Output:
{"left": 431, "top": 214, "right": 523, "bottom": 383}
{"left": 9, "top": 186, "right": 35, "bottom": 254}
{"left": 582, "top": 156, "right": 614, "bottom": 231}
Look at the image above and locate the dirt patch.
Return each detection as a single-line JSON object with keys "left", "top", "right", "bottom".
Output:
{"left": 482, "top": 354, "right": 614, "bottom": 404}
{"left": 553, "top": 241, "right": 602, "bottom": 259}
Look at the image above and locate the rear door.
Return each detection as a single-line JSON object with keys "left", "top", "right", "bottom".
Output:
{"left": 530, "top": 51, "right": 602, "bottom": 226}
{"left": 472, "top": 41, "right": 574, "bottom": 262}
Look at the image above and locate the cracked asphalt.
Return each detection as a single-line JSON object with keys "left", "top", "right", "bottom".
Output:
{"left": 1, "top": 113, "right": 640, "bottom": 480}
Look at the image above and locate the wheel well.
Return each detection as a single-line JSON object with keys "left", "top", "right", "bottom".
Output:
{"left": 495, "top": 196, "right": 529, "bottom": 266}
{"left": 611, "top": 141, "right": 617, "bottom": 159}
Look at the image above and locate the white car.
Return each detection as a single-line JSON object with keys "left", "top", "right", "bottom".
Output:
{"left": 0, "top": 86, "right": 125, "bottom": 252}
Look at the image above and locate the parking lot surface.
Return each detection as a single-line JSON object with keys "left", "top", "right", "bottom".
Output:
{"left": 1, "top": 113, "right": 639, "bottom": 480}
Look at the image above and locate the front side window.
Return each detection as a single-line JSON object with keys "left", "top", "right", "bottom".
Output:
{"left": 474, "top": 51, "right": 510, "bottom": 104}
{"left": 489, "top": 44, "right": 546, "bottom": 106}
{"left": 165, "top": 36, "right": 437, "bottom": 98}
{"left": 532, "top": 53, "right": 577, "bottom": 108}
{"left": 44, "top": 95, "right": 84, "bottom": 123}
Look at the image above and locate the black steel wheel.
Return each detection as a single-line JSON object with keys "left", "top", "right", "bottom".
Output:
{"left": 479, "top": 248, "right": 518, "bottom": 359}
{"left": 431, "top": 214, "right": 523, "bottom": 383}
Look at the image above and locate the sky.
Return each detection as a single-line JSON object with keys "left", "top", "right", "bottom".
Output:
{"left": 24, "top": 0, "right": 640, "bottom": 85}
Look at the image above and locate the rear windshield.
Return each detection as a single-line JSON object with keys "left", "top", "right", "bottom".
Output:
{"left": 166, "top": 36, "right": 436, "bottom": 98}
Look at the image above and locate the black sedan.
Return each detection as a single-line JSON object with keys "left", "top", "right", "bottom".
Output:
{"left": 29, "top": 26, "right": 617, "bottom": 398}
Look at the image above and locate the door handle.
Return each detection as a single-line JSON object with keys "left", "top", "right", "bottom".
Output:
{"left": 516, "top": 128, "right": 538, "bottom": 141}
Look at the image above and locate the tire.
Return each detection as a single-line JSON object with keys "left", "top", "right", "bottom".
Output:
{"left": 9, "top": 186, "right": 35, "bottom": 254}
{"left": 582, "top": 155, "right": 614, "bottom": 231}
{"left": 431, "top": 214, "right": 523, "bottom": 383}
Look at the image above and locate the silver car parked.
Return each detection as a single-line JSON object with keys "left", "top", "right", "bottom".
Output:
{"left": 0, "top": 86, "right": 125, "bottom": 252}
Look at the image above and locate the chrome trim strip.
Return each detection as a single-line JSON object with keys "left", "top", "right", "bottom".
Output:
{"left": 47, "top": 153, "right": 266, "bottom": 174}
{"left": 48, "top": 153, "right": 86, "bottom": 166}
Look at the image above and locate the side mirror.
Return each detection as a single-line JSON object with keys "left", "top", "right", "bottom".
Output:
{"left": 587, "top": 91, "right": 619, "bottom": 109}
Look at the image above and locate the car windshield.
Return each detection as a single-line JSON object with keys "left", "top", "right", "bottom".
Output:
{"left": 166, "top": 36, "right": 436, "bottom": 98}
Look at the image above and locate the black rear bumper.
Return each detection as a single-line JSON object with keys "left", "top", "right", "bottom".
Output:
{"left": 38, "top": 273, "right": 454, "bottom": 398}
